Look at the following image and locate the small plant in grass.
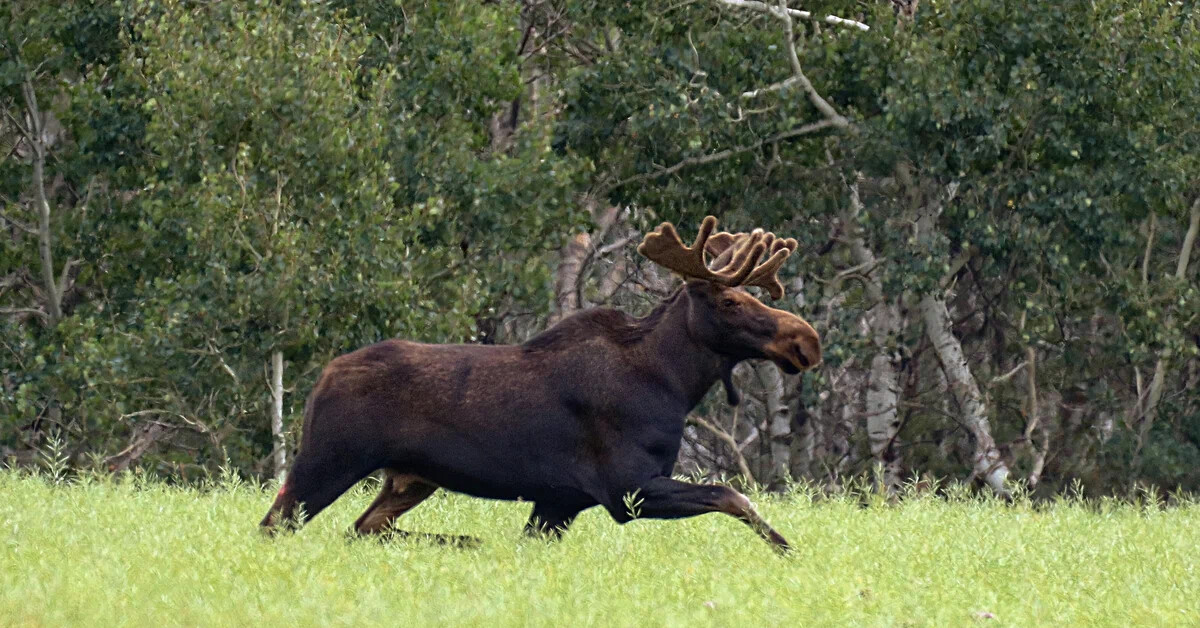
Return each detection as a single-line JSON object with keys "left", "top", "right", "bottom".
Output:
{"left": 623, "top": 489, "right": 644, "bottom": 520}
{"left": 37, "top": 430, "right": 70, "bottom": 485}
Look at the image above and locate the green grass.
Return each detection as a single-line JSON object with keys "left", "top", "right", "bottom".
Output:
{"left": 2, "top": 471, "right": 1198, "bottom": 627}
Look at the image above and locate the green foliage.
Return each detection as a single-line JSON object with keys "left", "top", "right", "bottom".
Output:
{"left": 1, "top": 0, "right": 580, "bottom": 475}
{"left": 1, "top": 0, "right": 1197, "bottom": 494}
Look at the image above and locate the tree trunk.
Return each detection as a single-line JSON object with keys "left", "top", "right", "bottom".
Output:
{"left": 756, "top": 362, "right": 793, "bottom": 487}
{"left": 1137, "top": 199, "right": 1200, "bottom": 453}
{"left": 271, "top": 350, "right": 286, "bottom": 483}
{"left": 846, "top": 179, "right": 904, "bottom": 491}
{"left": 920, "top": 293, "right": 1011, "bottom": 496}
{"left": 23, "top": 81, "right": 63, "bottom": 324}
{"left": 1174, "top": 198, "right": 1199, "bottom": 281}
{"left": 552, "top": 232, "right": 589, "bottom": 321}
{"left": 866, "top": 337, "right": 903, "bottom": 491}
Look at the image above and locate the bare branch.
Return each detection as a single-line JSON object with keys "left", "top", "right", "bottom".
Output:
{"left": 1026, "top": 423, "right": 1049, "bottom": 490}
{"left": 0, "top": 105, "right": 32, "bottom": 142}
{"left": 990, "top": 361, "right": 1028, "bottom": 386}
{"left": 597, "top": 234, "right": 635, "bottom": 257}
{"left": 118, "top": 409, "right": 188, "bottom": 422}
{"left": 741, "top": 75, "right": 800, "bottom": 99}
{"left": 771, "top": 0, "right": 849, "bottom": 127}
{"left": 940, "top": 246, "right": 976, "bottom": 288}
{"left": 1141, "top": 213, "right": 1156, "bottom": 286}
{"left": 716, "top": 0, "right": 870, "bottom": 31}
{"left": 812, "top": 258, "right": 881, "bottom": 289}
{"left": 689, "top": 413, "right": 757, "bottom": 485}
{"left": 1176, "top": 196, "right": 1200, "bottom": 279}
{"left": 0, "top": 207, "right": 37, "bottom": 234}
{"left": 56, "top": 258, "right": 79, "bottom": 299}
{"left": 214, "top": 348, "right": 240, "bottom": 386}
{"left": 0, "top": 306, "right": 49, "bottom": 322}
{"left": 607, "top": 118, "right": 837, "bottom": 193}
{"left": 105, "top": 420, "right": 174, "bottom": 473}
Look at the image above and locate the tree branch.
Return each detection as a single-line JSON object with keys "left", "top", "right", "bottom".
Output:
{"left": 1022, "top": 347, "right": 1039, "bottom": 441}
{"left": 606, "top": 118, "right": 837, "bottom": 193}
{"left": 1135, "top": 197, "right": 1200, "bottom": 450}
{"left": 689, "top": 414, "right": 757, "bottom": 485}
{"left": 741, "top": 75, "right": 800, "bottom": 99}
{"left": 20, "top": 78, "right": 63, "bottom": 324}
{"left": 1176, "top": 196, "right": 1200, "bottom": 279}
{"left": 0, "top": 207, "right": 38, "bottom": 234}
{"left": 604, "top": 1, "right": 853, "bottom": 195}
{"left": 770, "top": 0, "right": 850, "bottom": 127}
{"left": 990, "top": 361, "right": 1028, "bottom": 386}
{"left": 0, "top": 306, "right": 49, "bottom": 322}
{"left": 715, "top": 0, "right": 870, "bottom": 31}
{"left": 1140, "top": 213, "right": 1156, "bottom": 286}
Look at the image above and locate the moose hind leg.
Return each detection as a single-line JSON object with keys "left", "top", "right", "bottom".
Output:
{"left": 353, "top": 472, "right": 437, "bottom": 535}
{"left": 524, "top": 502, "right": 586, "bottom": 540}
{"left": 612, "top": 476, "right": 790, "bottom": 553}
{"left": 260, "top": 452, "right": 375, "bottom": 534}
{"left": 353, "top": 472, "right": 479, "bottom": 548}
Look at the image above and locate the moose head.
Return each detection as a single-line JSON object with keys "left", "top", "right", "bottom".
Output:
{"left": 639, "top": 215, "right": 821, "bottom": 402}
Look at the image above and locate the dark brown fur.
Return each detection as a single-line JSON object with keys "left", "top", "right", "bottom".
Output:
{"left": 260, "top": 280, "right": 820, "bottom": 552}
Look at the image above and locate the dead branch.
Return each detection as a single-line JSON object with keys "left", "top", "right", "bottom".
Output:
{"left": 606, "top": 118, "right": 838, "bottom": 193}
{"left": 715, "top": 0, "right": 870, "bottom": 31}
{"left": 689, "top": 413, "right": 757, "bottom": 485}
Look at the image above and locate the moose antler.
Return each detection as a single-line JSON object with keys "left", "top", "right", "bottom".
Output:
{"left": 711, "top": 231, "right": 799, "bottom": 300}
{"left": 638, "top": 215, "right": 798, "bottom": 299}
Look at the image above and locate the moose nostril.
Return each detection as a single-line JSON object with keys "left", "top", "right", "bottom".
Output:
{"left": 794, "top": 345, "right": 811, "bottom": 368}
{"left": 796, "top": 337, "right": 821, "bottom": 369}
{"left": 806, "top": 343, "right": 822, "bottom": 368}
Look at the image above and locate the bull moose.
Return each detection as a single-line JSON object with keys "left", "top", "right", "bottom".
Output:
{"left": 260, "top": 216, "right": 821, "bottom": 551}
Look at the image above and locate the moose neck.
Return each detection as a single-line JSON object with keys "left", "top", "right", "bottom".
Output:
{"left": 637, "top": 290, "right": 728, "bottom": 411}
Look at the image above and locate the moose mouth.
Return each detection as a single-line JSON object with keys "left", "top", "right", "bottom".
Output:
{"left": 766, "top": 342, "right": 813, "bottom": 375}
{"left": 776, "top": 359, "right": 803, "bottom": 375}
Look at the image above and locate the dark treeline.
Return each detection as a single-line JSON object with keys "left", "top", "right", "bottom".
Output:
{"left": 2, "top": 0, "right": 1197, "bottom": 496}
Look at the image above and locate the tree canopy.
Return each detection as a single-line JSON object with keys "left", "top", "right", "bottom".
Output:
{"left": 3, "top": 0, "right": 1197, "bottom": 495}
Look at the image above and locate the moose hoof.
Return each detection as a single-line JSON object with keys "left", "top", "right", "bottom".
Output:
{"left": 767, "top": 530, "right": 792, "bottom": 554}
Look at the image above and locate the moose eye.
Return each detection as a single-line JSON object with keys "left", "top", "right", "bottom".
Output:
{"left": 722, "top": 298, "right": 739, "bottom": 309}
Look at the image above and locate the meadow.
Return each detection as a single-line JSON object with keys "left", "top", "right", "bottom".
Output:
{"left": 2, "top": 470, "right": 1198, "bottom": 627}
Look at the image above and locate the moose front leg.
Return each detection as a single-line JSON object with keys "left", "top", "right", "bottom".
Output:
{"left": 614, "top": 477, "right": 790, "bottom": 552}
{"left": 524, "top": 502, "right": 587, "bottom": 540}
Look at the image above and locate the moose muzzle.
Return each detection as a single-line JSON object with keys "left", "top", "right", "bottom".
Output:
{"left": 763, "top": 311, "right": 822, "bottom": 374}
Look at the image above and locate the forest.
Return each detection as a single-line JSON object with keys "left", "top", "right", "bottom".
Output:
{"left": 2, "top": 0, "right": 1198, "bottom": 498}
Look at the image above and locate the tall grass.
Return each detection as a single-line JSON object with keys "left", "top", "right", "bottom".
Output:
{"left": 2, "top": 470, "right": 1198, "bottom": 627}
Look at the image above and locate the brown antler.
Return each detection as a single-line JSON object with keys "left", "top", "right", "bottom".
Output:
{"left": 638, "top": 216, "right": 763, "bottom": 287}
{"left": 638, "top": 216, "right": 798, "bottom": 299}
{"left": 710, "top": 231, "right": 798, "bottom": 300}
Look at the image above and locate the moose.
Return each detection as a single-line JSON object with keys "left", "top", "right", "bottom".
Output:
{"left": 260, "top": 216, "right": 821, "bottom": 551}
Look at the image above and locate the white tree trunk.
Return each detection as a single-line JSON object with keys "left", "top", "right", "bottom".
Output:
{"left": 21, "top": 81, "right": 63, "bottom": 323}
{"left": 552, "top": 232, "right": 589, "bottom": 321}
{"left": 865, "top": 331, "right": 902, "bottom": 491}
{"left": 271, "top": 350, "right": 286, "bottom": 483}
{"left": 920, "top": 293, "right": 1010, "bottom": 496}
{"left": 857, "top": 271, "right": 903, "bottom": 491}
{"left": 756, "top": 362, "right": 793, "bottom": 485}
{"left": 846, "top": 179, "right": 904, "bottom": 491}
{"left": 1138, "top": 199, "right": 1200, "bottom": 446}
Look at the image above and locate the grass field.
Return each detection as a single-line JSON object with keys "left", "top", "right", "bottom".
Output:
{"left": 2, "top": 471, "right": 1198, "bottom": 627}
